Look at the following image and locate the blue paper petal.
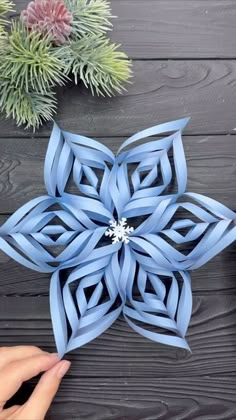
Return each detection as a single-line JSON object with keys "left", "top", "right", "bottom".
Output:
{"left": 44, "top": 123, "right": 115, "bottom": 211}
{"left": 113, "top": 118, "right": 189, "bottom": 217}
{"left": 123, "top": 247, "right": 192, "bottom": 350}
{"left": 129, "top": 192, "right": 236, "bottom": 270}
{"left": 0, "top": 195, "right": 110, "bottom": 271}
{"left": 50, "top": 244, "right": 122, "bottom": 357}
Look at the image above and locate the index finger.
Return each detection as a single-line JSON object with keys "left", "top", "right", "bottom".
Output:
{"left": 0, "top": 353, "right": 59, "bottom": 408}
{"left": 0, "top": 346, "right": 46, "bottom": 371}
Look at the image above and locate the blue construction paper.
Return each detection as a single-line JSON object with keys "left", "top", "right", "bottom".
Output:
{"left": 0, "top": 117, "right": 236, "bottom": 357}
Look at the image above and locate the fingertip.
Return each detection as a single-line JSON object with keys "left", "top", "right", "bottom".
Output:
{"left": 41, "top": 359, "right": 71, "bottom": 381}
{"left": 56, "top": 360, "right": 71, "bottom": 379}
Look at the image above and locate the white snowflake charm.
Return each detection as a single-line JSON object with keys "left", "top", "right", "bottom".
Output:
{"left": 105, "top": 218, "right": 134, "bottom": 244}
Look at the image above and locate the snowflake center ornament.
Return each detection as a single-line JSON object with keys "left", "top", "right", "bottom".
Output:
{"left": 105, "top": 218, "right": 134, "bottom": 244}
{"left": 0, "top": 117, "right": 236, "bottom": 357}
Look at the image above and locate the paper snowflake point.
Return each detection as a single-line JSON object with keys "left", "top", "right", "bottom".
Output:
{"left": 1, "top": 117, "right": 236, "bottom": 357}
{"left": 105, "top": 218, "right": 134, "bottom": 244}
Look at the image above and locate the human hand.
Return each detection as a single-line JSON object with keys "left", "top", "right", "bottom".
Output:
{"left": 0, "top": 346, "right": 70, "bottom": 420}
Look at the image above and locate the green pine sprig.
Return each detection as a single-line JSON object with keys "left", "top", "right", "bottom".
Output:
{"left": 0, "top": 0, "right": 13, "bottom": 47}
{"left": 0, "top": 0, "right": 132, "bottom": 129}
{"left": 64, "top": 0, "right": 113, "bottom": 38}
{"left": 0, "top": 78, "right": 57, "bottom": 129}
{"left": 0, "top": 0, "right": 13, "bottom": 20}
{"left": 0, "top": 20, "right": 63, "bottom": 129}
{"left": 59, "top": 35, "right": 132, "bottom": 96}
{"left": 0, "top": 21, "right": 67, "bottom": 94}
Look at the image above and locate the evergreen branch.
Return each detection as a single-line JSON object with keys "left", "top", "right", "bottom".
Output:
{"left": 0, "top": 0, "right": 13, "bottom": 18}
{"left": 64, "top": 0, "right": 113, "bottom": 37}
{"left": 0, "top": 77, "right": 57, "bottom": 129}
{"left": 0, "top": 24, "right": 7, "bottom": 48}
{"left": 59, "top": 35, "right": 132, "bottom": 96}
{"left": 0, "top": 0, "right": 14, "bottom": 45}
{"left": 0, "top": 21, "right": 67, "bottom": 95}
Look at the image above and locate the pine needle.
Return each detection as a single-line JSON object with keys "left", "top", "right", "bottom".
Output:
{"left": 0, "top": 21, "right": 67, "bottom": 95}
{"left": 0, "top": 77, "right": 57, "bottom": 129}
{"left": 0, "top": 24, "right": 7, "bottom": 48}
{"left": 59, "top": 35, "right": 132, "bottom": 96}
{"left": 0, "top": 0, "right": 14, "bottom": 47}
{"left": 64, "top": 0, "right": 113, "bottom": 38}
{"left": 0, "top": 0, "right": 13, "bottom": 18}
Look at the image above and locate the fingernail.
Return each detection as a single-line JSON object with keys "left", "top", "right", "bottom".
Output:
{"left": 50, "top": 352, "right": 59, "bottom": 358}
{"left": 57, "top": 360, "right": 71, "bottom": 379}
{"left": 49, "top": 353, "right": 59, "bottom": 362}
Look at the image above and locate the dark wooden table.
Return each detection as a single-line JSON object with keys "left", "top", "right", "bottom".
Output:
{"left": 1, "top": 1, "right": 236, "bottom": 419}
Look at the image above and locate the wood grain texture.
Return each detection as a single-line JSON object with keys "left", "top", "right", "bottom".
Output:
{"left": 1, "top": 295, "right": 236, "bottom": 378}
{"left": 13, "top": 1, "right": 236, "bottom": 59}
{"left": 46, "top": 377, "right": 236, "bottom": 420}
{"left": 1, "top": 61, "right": 236, "bottom": 136}
{"left": 10, "top": 376, "right": 236, "bottom": 420}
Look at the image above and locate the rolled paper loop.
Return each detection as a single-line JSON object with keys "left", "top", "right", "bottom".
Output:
{"left": 1, "top": 117, "right": 236, "bottom": 356}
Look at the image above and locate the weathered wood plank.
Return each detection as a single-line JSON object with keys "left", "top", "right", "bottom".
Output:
{"left": 1, "top": 61, "right": 236, "bottom": 137}
{"left": 10, "top": 376, "right": 236, "bottom": 420}
{"left": 13, "top": 1, "right": 236, "bottom": 59}
{"left": 1, "top": 295, "right": 236, "bottom": 378}
{"left": 46, "top": 377, "right": 236, "bottom": 420}
{"left": 0, "top": 135, "right": 235, "bottom": 213}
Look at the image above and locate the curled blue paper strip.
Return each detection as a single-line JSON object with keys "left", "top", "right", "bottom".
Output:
{"left": 0, "top": 118, "right": 236, "bottom": 357}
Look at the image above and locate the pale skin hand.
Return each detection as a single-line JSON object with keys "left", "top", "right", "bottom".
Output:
{"left": 0, "top": 346, "right": 71, "bottom": 420}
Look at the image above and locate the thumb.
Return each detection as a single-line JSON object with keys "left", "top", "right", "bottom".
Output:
{"left": 25, "top": 360, "right": 71, "bottom": 419}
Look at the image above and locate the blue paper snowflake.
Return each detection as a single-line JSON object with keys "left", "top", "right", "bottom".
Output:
{"left": 1, "top": 118, "right": 236, "bottom": 357}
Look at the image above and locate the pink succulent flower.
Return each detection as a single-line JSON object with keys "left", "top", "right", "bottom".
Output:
{"left": 21, "top": 0, "right": 73, "bottom": 45}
